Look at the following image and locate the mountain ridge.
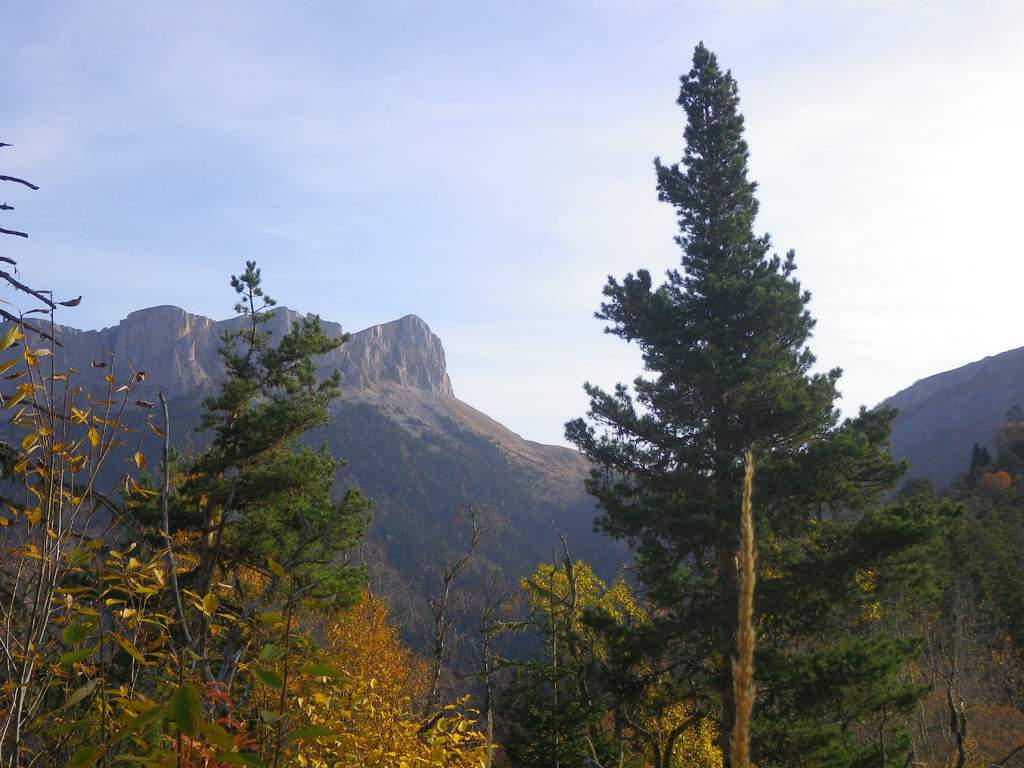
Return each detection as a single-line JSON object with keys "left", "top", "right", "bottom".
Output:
{"left": 885, "top": 344, "right": 1024, "bottom": 489}
{"left": 22, "top": 303, "right": 609, "bottom": 643}
{"left": 52, "top": 304, "right": 454, "bottom": 399}
{"left": 43, "top": 304, "right": 586, "bottom": 497}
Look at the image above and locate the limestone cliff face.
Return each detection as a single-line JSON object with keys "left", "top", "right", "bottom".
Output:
{"left": 36, "top": 305, "right": 582, "bottom": 497}
{"left": 47, "top": 306, "right": 454, "bottom": 399}
{"left": 5, "top": 304, "right": 621, "bottom": 644}
{"left": 325, "top": 313, "right": 454, "bottom": 396}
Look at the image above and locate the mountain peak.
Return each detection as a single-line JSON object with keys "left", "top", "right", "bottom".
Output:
{"left": 41, "top": 306, "right": 453, "bottom": 399}
{"left": 323, "top": 311, "right": 453, "bottom": 396}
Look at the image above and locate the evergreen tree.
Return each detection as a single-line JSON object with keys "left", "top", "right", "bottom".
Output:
{"left": 566, "top": 44, "right": 951, "bottom": 767}
{"left": 183, "top": 261, "right": 369, "bottom": 603}
{"left": 155, "top": 262, "right": 370, "bottom": 685}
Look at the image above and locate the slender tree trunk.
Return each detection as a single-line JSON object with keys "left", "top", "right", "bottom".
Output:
{"left": 730, "top": 451, "right": 756, "bottom": 768}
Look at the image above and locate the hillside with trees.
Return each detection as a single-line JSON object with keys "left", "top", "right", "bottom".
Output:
{"left": 3, "top": 41, "right": 1024, "bottom": 768}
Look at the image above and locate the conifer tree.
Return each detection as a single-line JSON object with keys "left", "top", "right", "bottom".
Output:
{"left": 566, "top": 44, "right": 952, "bottom": 767}
{"left": 155, "top": 261, "right": 370, "bottom": 686}
{"left": 183, "top": 261, "right": 369, "bottom": 605}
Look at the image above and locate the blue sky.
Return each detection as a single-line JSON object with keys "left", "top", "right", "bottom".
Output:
{"left": 3, "top": 1, "right": 1023, "bottom": 445}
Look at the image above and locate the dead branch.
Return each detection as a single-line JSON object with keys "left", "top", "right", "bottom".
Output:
{"left": 0, "top": 176, "right": 38, "bottom": 191}
{"left": 0, "top": 271, "right": 55, "bottom": 308}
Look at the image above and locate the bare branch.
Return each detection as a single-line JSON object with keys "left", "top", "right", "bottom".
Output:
{"left": 0, "top": 176, "right": 38, "bottom": 191}
{"left": 0, "top": 271, "right": 55, "bottom": 309}
{"left": 992, "top": 742, "right": 1024, "bottom": 766}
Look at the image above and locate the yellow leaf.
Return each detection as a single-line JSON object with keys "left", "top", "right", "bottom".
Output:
{"left": 86, "top": 427, "right": 100, "bottom": 448}
{"left": 111, "top": 633, "right": 147, "bottom": 665}
{"left": 25, "top": 507, "right": 41, "bottom": 526}
{"left": 201, "top": 591, "right": 218, "bottom": 616}
{"left": 0, "top": 358, "right": 19, "bottom": 375}
{"left": 5, "top": 390, "right": 28, "bottom": 409}
{"left": 133, "top": 451, "right": 146, "bottom": 471}
{"left": 0, "top": 326, "right": 23, "bottom": 351}
{"left": 126, "top": 476, "right": 159, "bottom": 498}
{"left": 71, "top": 407, "right": 89, "bottom": 425}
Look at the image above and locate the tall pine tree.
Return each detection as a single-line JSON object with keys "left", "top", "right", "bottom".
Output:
{"left": 567, "top": 43, "right": 952, "bottom": 767}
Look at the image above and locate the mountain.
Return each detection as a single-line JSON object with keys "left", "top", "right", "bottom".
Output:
{"left": 33, "top": 305, "right": 618, "bottom": 641}
{"left": 885, "top": 345, "right": 1024, "bottom": 489}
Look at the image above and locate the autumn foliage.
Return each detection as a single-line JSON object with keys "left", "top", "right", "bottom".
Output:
{"left": 0, "top": 263, "right": 489, "bottom": 767}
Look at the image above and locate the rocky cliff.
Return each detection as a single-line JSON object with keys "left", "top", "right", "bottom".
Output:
{"left": 28, "top": 305, "right": 611, "bottom": 644}
{"left": 50, "top": 305, "right": 453, "bottom": 399}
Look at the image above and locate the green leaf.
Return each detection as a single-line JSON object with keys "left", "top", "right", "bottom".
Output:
{"left": 256, "top": 611, "right": 283, "bottom": 626}
{"left": 258, "top": 709, "right": 278, "bottom": 723}
{"left": 66, "top": 745, "right": 104, "bottom": 768}
{"left": 62, "top": 621, "right": 94, "bottom": 646}
{"left": 170, "top": 683, "right": 202, "bottom": 737}
{"left": 252, "top": 667, "right": 283, "bottom": 689}
{"left": 111, "top": 704, "right": 164, "bottom": 744}
{"left": 214, "top": 753, "right": 265, "bottom": 767}
{"left": 298, "top": 662, "right": 335, "bottom": 678}
{"left": 266, "top": 555, "right": 287, "bottom": 579}
{"left": 197, "top": 720, "right": 234, "bottom": 751}
{"left": 63, "top": 679, "right": 98, "bottom": 709}
{"left": 285, "top": 725, "right": 336, "bottom": 742}
{"left": 60, "top": 646, "right": 96, "bottom": 665}
{"left": 257, "top": 643, "right": 283, "bottom": 662}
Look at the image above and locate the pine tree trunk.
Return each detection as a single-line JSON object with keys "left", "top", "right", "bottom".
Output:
{"left": 718, "top": 545, "right": 739, "bottom": 768}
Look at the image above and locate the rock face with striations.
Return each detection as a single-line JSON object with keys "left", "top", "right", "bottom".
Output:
{"left": 884, "top": 345, "right": 1024, "bottom": 489}
{"left": 25, "top": 305, "right": 609, "bottom": 644}
{"left": 49, "top": 306, "right": 453, "bottom": 400}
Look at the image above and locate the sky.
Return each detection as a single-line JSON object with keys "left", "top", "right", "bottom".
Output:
{"left": 3, "top": 1, "right": 1024, "bottom": 445}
